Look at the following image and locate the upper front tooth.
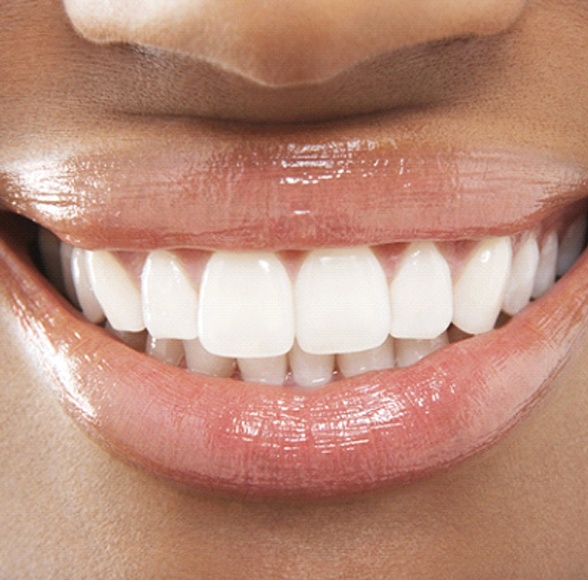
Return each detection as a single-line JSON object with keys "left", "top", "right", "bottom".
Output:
{"left": 142, "top": 249, "right": 199, "bottom": 340}
{"left": 87, "top": 250, "right": 145, "bottom": 332}
{"left": 60, "top": 242, "right": 78, "bottom": 307}
{"left": 532, "top": 231, "right": 558, "bottom": 298}
{"left": 452, "top": 237, "right": 512, "bottom": 335}
{"left": 295, "top": 247, "right": 390, "bottom": 355}
{"left": 502, "top": 236, "right": 540, "bottom": 316}
{"left": 389, "top": 242, "right": 452, "bottom": 339}
{"left": 556, "top": 215, "right": 586, "bottom": 276}
{"left": 71, "top": 248, "right": 105, "bottom": 323}
{"left": 198, "top": 251, "right": 295, "bottom": 358}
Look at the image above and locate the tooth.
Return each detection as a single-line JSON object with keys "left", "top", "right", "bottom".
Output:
{"left": 556, "top": 216, "right": 586, "bottom": 276}
{"left": 389, "top": 242, "right": 452, "bottom": 339}
{"left": 60, "top": 242, "right": 79, "bottom": 307}
{"left": 71, "top": 248, "right": 105, "bottom": 323}
{"left": 337, "top": 337, "right": 395, "bottom": 378}
{"left": 38, "top": 229, "right": 65, "bottom": 294}
{"left": 502, "top": 237, "right": 540, "bottom": 316}
{"left": 531, "top": 231, "right": 558, "bottom": 298}
{"left": 395, "top": 332, "right": 449, "bottom": 368}
{"left": 142, "top": 249, "right": 199, "bottom": 340}
{"left": 238, "top": 355, "right": 288, "bottom": 385}
{"left": 184, "top": 339, "right": 235, "bottom": 377}
{"left": 146, "top": 336, "right": 184, "bottom": 366}
{"left": 105, "top": 322, "right": 147, "bottom": 351}
{"left": 452, "top": 237, "right": 512, "bottom": 335}
{"left": 289, "top": 341, "right": 335, "bottom": 388}
{"left": 198, "top": 251, "right": 294, "bottom": 358}
{"left": 87, "top": 250, "right": 144, "bottom": 332}
{"left": 295, "top": 247, "right": 390, "bottom": 355}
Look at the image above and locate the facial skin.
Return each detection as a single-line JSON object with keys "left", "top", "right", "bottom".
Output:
{"left": 1, "top": 0, "right": 588, "bottom": 577}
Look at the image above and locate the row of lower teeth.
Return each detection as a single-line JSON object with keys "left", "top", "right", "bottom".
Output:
{"left": 38, "top": 214, "right": 586, "bottom": 387}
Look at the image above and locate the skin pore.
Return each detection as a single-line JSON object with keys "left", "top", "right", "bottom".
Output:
{"left": 1, "top": 0, "right": 588, "bottom": 577}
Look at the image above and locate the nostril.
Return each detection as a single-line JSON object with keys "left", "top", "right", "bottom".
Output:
{"left": 63, "top": 0, "right": 529, "bottom": 87}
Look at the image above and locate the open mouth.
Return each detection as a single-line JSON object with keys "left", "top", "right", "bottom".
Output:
{"left": 2, "top": 138, "right": 588, "bottom": 500}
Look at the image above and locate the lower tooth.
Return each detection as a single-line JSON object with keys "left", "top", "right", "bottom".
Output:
{"left": 146, "top": 337, "right": 184, "bottom": 366}
{"left": 532, "top": 231, "right": 558, "bottom": 298}
{"left": 337, "top": 337, "right": 395, "bottom": 378}
{"left": 289, "top": 341, "right": 335, "bottom": 388}
{"left": 395, "top": 333, "right": 448, "bottom": 367}
{"left": 238, "top": 355, "right": 288, "bottom": 385}
{"left": 556, "top": 215, "right": 586, "bottom": 276}
{"left": 183, "top": 339, "right": 235, "bottom": 377}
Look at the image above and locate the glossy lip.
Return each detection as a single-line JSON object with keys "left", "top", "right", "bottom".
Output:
{"left": 1, "top": 146, "right": 588, "bottom": 500}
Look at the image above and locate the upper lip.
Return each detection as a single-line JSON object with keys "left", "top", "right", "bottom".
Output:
{"left": 2, "top": 119, "right": 587, "bottom": 250}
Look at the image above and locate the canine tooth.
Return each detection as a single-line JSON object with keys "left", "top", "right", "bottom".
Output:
{"left": 198, "top": 252, "right": 295, "bottom": 358}
{"left": 105, "top": 322, "right": 147, "bottom": 351}
{"left": 60, "top": 243, "right": 78, "bottom": 307}
{"left": 389, "top": 242, "right": 452, "bottom": 339}
{"left": 71, "top": 248, "right": 105, "bottom": 323}
{"left": 556, "top": 215, "right": 586, "bottom": 276}
{"left": 452, "top": 237, "right": 512, "bottom": 335}
{"left": 289, "top": 341, "right": 335, "bottom": 388}
{"left": 142, "top": 250, "right": 199, "bottom": 340}
{"left": 503, "top": 237, "right": 540, "bottom": 315}
{"left": 337, "top": 337, "right": 395, "bottom": 378}
{"left": 39, "top": 229, "right": 65, "bottom": 294}
{"left": 295, "top": 247, "right": 390, "bottom": 355}
{"left": 395, "top": 333, "right": 448, "bottom": 367}
{"left": 87, "top": 250, "right": 144, "bottom": 332}
{"left": 184, "top": 339, "right": 235, "bottom": 377}
{"left": 531, "top": 231, "right": 558, "bottom": 298}
{"left": 146, "top": 337, "right": 184, "bottom": 366}
{"left": 238, "top": 355, "right": 288, "bottom": 385}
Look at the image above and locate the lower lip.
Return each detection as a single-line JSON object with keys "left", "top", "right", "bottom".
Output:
{"left": 2, "top": 217, "right": 588, "bottom": 500}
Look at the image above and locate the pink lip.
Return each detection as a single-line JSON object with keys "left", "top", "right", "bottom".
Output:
{"left": 1, "top": 146, "right": 588, "bottom": 499}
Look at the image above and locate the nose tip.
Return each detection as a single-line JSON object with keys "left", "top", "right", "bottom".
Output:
{"left": 64, "top": 0, "right": 528, "bottom": 87}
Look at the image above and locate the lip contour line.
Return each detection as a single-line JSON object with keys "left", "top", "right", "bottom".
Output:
{"left": 1, "top": 145, "right": 587, "bottom": 500}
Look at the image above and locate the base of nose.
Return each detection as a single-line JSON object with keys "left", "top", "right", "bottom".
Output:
{"left": 63, "top": 0, "right": 529, "bottom": 87}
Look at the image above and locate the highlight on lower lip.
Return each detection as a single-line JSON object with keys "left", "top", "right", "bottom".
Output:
{"left": 2, "top": 210, "right": 588, "bottom": 499}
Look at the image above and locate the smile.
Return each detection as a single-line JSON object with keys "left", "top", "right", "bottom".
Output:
{"left": 2, "top": 133, "right": 588, "bottom": 500}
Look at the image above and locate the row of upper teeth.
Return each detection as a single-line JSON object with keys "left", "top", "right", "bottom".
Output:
{"left": 39, "top": 214, "right": 586, "bottom": 387}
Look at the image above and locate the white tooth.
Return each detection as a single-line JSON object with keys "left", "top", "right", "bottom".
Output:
{"left": 105, "top": 322, "right": 147, "bottom": 351}
{"left": 452, "top": 237, "right": 512, "bottom": 335}
{"left": 183, "top": 339, "right": 235, "bottom": 377}
{"left": 502, "top": 237, "right": 540, "bottom": 316}
{"left": 238, "top": 355, "right": 287, "bottom": 386}
{"left": 289, "top": 341, "right": 335, "bottom": 388}
{"left": 556, "top": 216, "right": 586, "bottom": 276}
{"left": 531, "top": 231, "right": 558, "bottom": 298}
{"left": 142, "top": 249, "right": 199, "bottom": 340}
{"left": 389, "top": 242, "right": 452, "bottom": 339}
{"left": 295, "top": 247, "right": 390, "bottom": 355}
{"left": 87, "top": 250, "right": 144, "bottom": 332}
{"left": 38, "top": 229, "right": 65, "bottom": 294}
{"left": 146, "top": 336, "right": 184, "bottom": 366}
{"left": 395, "top": 332, "right": 449, "bottom": 368}
{"left": 337, "top": 337, "right": 395, "bottom": 378}
{"left": 60, "top": 242, "right": 78, "bottom": 307}
{"left": 198, "top": 252, "right": 294, "bottom": 358}
{"left": 71, "top": 248, "right": 105, "bottom": 323}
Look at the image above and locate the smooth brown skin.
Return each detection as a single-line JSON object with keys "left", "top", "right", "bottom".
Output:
{"left": 1, "top": 0, "right": 588, "bottom": 577}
